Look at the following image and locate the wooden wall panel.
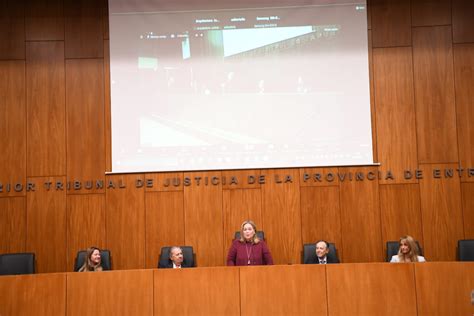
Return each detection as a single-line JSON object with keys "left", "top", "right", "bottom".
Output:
{"left": 26, "top": 176, "right": 67, "bottom": 273}
{"left": 454, "top": 44, "right": 474, "bottom": 178}
{"left": 222, "top": 188, "right": 262, "bottom": 256}
{"left": 104, "top": 39, "right": 111, "bottom": 171}
{"left": 106, "top": 174, "right": 145, "bottom": 270}
{"left": 261, "top": 168, "right": 301, "bottom": 264}
{"left": 0, "top": 0, "right": 25, "bottom": 59}
{"left": 461, "top": 183, "right": 474, "bottom": 238}
{"left": 299, "top": 167, "right": 339, "bottom": 187}
{"left": 413, "top": 26, "right": 458, "bottom": 163}
{"left": 66, "top": 59, "right": 105, "bottom": 194}
{"left": 145, "top": 191, "right": 184, "bottom": 269}
{"left": 25, "top": 0, "right": 64, "bottom": 40}
{"left": 368, "top": 30, "right": 378, "bottom": 161}
{"left": 102, "top": 0, "right": 109, "bottom": 40}
{"left": 65, "top": 0, "right": 104, "bottom": 58}
{"left": 373, "top": 47, "right": 418, "bottom": 183}
{"left": 411, "top": 0, "right": 451, "bottom": 26}
{"left": 241, "top": 265, "right": 327, "bottom": 316}
{"left": 67, "top": 270, "right": 153, "bottom": 316}
{"left": 419, "top": 164, "right": 464, "bottom": 261}
{"left": 371, "top": 0, "right": 411, "bottom": 47}
{"left": 221, "top": 169, "right": 262, "bottom": 190}
{"left": 66, "top": 194, "right": 106, "bottom": 271}
{"left": 452, "top": 0, "right": 474, "bottom": 43}
{"left": 339, "top": 167, "right": 382, "bottom": 262}
{"left": 415, "top": 262, "right": 474, "bottom": 315}
{"left": 380, "top": 184, "right": 423, "bottom": 251}
{"left": 300, "top": 186, "right": 342, "bottom": 260}
{"left": 0, "top": 61, "right": 26, "bottom": 197}
{"left": 184, "top": 171, "right": 224, "bottom": 266}
{"left": 0, "top": 274, "right": 66, "bottom": 316}
{"left": 154, "top": 267, "right": 240, "bottom": 316}
{"left": 327, "top": 263, "right": 417, "bottom": 316}
{"left": 0, "top": 197, "right": 26, "bottom": 253}
{"left": 144, "top": 172, "right": 184, "bottom": 192}
{"left": 26, "top": 41, "right": 66, "bottom": 177}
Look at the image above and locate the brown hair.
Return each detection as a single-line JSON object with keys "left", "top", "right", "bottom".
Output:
{"left": 239, "top": 220, "right": 260, "bottom": 244}
{"left": 78, "top": 247, "right": 103, "bottom": 272}
{"left": 397, "top": 236, "right": 420, "bottom": 262}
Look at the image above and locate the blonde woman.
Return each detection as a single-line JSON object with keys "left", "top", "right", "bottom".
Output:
{"left": 226, "top": 220, "right": 273, "bottom": 266}
{"left": 390, "top": 236, "right": 426, "bottom": 263}
{"left": 78, "top": 247, "right": 103, "bottom": 272}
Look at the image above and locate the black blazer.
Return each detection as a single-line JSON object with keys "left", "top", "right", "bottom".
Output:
{"left": 311, "top": 256, "right": 339, "bottom": 264}
{"left": 161, "top": 259, "right": 193, "bottom": 269}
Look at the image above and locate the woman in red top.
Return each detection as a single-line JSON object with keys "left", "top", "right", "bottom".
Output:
{"left": 226, "top": 220, "right": 273, "bottom": 266}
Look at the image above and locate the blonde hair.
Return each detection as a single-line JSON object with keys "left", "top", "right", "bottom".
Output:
{"left": 239, "top": 220, "right": 260, "bottom": 244}
{"left": 78, "top": 247, "right": 103, "bottom": 272}
{"left": 397, "top": 236, "right": 420, "bottom": 262}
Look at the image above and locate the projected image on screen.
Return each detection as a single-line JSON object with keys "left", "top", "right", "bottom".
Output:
{"left": 109, "top": 1, "right": 372, "bottom": 172}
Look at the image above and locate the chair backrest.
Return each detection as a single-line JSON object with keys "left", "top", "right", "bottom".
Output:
{"left": 386, "top": 241, "right": 423, "bottom": 262}
{"left": 458, "top": 239, "right": 474, "bottom": 261}
{"left": 302, "top": 243, "right": 339, "bottom": 264}
{"left": 158, "top": 246, "right": 195, "bottom": 268}
{"left": 0, "top": 253, "right": 35, "bottom": 275}
{"left": 74, "top": 249, "right": 111, "bottom": 271}
{"left": 234, "top": 231, "right": 265, "bottom": 241}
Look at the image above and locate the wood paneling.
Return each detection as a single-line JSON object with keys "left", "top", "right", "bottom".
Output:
{"left": 411, "top": 0, "right": 451, "bottom": 26}
{"left": 0, "top": 61, "right": 26, "bottom": 197}
{"left": 0, "top": 274, "right": 66, "bottom": 316}
{"left": 299, "top": 167, "right": 339, "bottom": 187}
{"left": 154, "top": 267, "right": 240, "bottom": 316}
{"left": 221, "top": 169, "right": 262, "bottom": 190}
{"left": 0, "top": 0, "right": 25, "bottom": 59}
{"left": 106, "top": 174, "right": 145, "bottom": 270}
{"left": 67, "top": 270, "right": 153, "bottom": 316}
{"left": 327, "top": 263, "right": 417, "bottom": 315}
{"left": 454, "top": 44, "right": 474, "bottom": 178}
{"left": 104, "top": 40, "right": 111, "bottom": 171}
{"left": 452, "top": 0, "right": 474, "bottom": 43}
{"left": 380, "top": 184, "right": 423, "bottom": 247}
{"left": 461, "top": 183, "right": 474, "bottom": 238}
{"left": 65, "top": 0, "right": 104, "bottom": 58}
{"left": 241, "top": 265, "right": 327, "bottom": 316}
{"left": 415, "top": 262, "right": 474, "bottom": 315}
{"left": 419, "top": 164, "right": 464, "bottom": 261}
{"left": 144, "top": 172, "right": 184, "bottom": 192}
{"left": 373, "top": 47, "right": 418, "bottom": 183}
{"left": 413, "top": 26, "right": 458, "bottom": 163}
{"left": 184, "top": 171, "right": 224, "bottom": 266}
{"left": 67, "top": 194, "right": 106, "bottom": 271}
{"left": 339, "top": 167, "right": 382, "bottom": 262}
{"left": 102, "top": 0, "right": 109, "bottom": 40}
{"left": 26, "top": 176, "right": 67, "bottom": 273}
{"left": 371, "top": 0, "right": 411, "bottom": 47}
{"left": 368, "top": 30, "right": 378, "bottom": 162}
{"left": 300, "top": 186, "right": 342, "bottom": 260}
{"left": 25, "top": 0, "right": 64, "bottom": 40}
{"left": 261, "top": 168, "right": 301, "bottom": 264}
{"left": 223, "top": 188, "right": 262, "bottom": 256}
{"left": 27, "top": 41, "right": 66, "bottom": 177}
{"left": 66, "top": 59, "right": 105, "bottom": 194}
{"left": 0, "top": 197, "right": 26, "bottom": 253}
{"left": 145, "top": 191, "right": 184, "bottom": 269}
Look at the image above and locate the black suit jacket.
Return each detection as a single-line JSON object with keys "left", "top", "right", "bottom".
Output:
{"left": 162, "top": 259, "right": 193, "bottom": 269}
{"left": 312, "top": 255, "right": 339, "bottom": 264}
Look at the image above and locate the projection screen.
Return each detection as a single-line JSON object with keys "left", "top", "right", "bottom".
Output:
{"left": 108, "top": 0, "right": 373, "bottom": 172}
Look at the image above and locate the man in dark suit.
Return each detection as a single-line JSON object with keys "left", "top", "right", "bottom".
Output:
{"left": 164, "top": 246, "right": 192, "bottom": 269}
{"left": 315, "top": 240, "right": 339, "bottom": 264}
